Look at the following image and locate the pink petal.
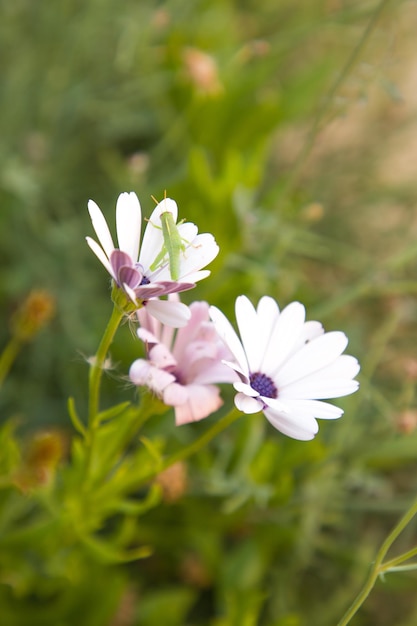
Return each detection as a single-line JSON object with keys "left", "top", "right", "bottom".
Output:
{"left": 174, "top": 384, "right": 223, "bottom": 425}
{"left": 129, "top": 360, "right": 175, "bottom": 392}
{"left": 148, "top": 343, "right": 177, "bottom": 369}
{"left": 163, "top": 382, "right": 189, "bottom": 406}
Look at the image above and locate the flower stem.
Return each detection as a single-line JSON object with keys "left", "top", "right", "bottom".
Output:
{"left": 0, "top": 336, "right": 22, "bottom": 388}
{"left": 88, "top": 304, "right": 124, "bottom": 429}
{"left": 137, "top": 407, "right": 242, "bottom": 487}
{"left": 337, "top": 494, "right": 417, "bottom": 626}
{"left": 280, "top": 0, "right": 391, "bottom": 203}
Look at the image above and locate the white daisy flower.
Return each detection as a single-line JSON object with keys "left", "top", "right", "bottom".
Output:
{"left": 86, "top": 192, "right": 219, "bottom": 326}
{"left": 209, "top": 295, "right": 360, "bottom": 441}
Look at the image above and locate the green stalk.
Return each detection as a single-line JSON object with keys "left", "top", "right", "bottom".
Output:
{"left": 0, "top": 336, "right": 22, "bottom": 388}
{"left": 337, "top": 494, "right": 417, "bottom": 626}
{"left": 281, "top": 0, "right": 392, "bottom": 202}
{"left": 88, "top": 304, "right": 124, "bottom": 429}
{"left": 136, "top": 407, "right": 242, "bottom": 488}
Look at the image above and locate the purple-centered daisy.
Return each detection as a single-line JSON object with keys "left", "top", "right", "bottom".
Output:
{"left": 86, "top": 192, "right": 219, "bottom": 326}
{"left": 209, "top": 295, "right": 360, "bottom": 441}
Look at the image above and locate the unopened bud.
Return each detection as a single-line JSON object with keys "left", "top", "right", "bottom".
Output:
{"left": 10, "top": 290, "right": 55, "bottom": 342}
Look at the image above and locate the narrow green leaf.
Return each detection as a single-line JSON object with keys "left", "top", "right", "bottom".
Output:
{"left": 81, "top": 533, "right": 152, "bottom": 564}
{"left": 96, "top": 401, "right": 132, "bottom": 424}
{"left": 67, "top": 397, "right": 87, "bottom": 436}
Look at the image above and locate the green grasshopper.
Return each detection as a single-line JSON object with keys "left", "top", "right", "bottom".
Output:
{"left": 149, "top": 198, "right": 187, "bottom": 281}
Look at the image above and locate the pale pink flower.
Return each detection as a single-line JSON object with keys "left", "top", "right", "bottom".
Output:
{"left": 210, "top": 295, "right": 360, "bottom": 441}
{"left": 129, "top": 299, "right": 237, "bottom": 425}
{"left": 86, "top": 192, "right": 219, "bottom": 326}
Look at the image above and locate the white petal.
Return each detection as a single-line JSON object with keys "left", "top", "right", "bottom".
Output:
{"left": 146, "top": 299, "right": 191, "bottom": 327}
{"left": 255, "top": 296, "right": 281, "bottom": 370}
{"left": 123, "top": 283, "right": 138, "bottom": 304}
{"left": 282, "top": 399, "right": 344, "bottom": 420}
{"left": 234, "top": 393, "right": 263, "bottom": 414}
{"left": 86, "top": 236, "right": 115, "bottom": 280}
{"left": 293, "top": 355, "right": 360, "bottom": 383}
{"left": 179, "top": 270, "right": 210, "bottom": 283}
{"left": 261, "top": 397, "right": 290, "bottom": 414}
{"left": 177, "top": 233, "right": 219, "bottom": 278}
{"left": 222, "top": 360, "right": 248, "bottom": 380}
{"left": 234, "top": 381, "right": 259, "bottom": 397}
{"left": 177, "top": 221, "right": 198, "bottom": 242}
{"left": 209, "top": 305, "right": 249, "bottom": 375}
{"left": 87, "top": 200, "right": 115, "bottom": 257}
{"left": 154, "top": 197, "right": 179, "bottom": 222}
{"left": 139, "top": 198, "right": 178, "bottom": 270}
{"left": 263, "top": 408, "right": 318, "bottom": 441}
{"left": 116, "top": 192, "right": 142, "bottom": 261}
{"left": 262, "top": 302, "right": 306, "bottom": 375}
{"left": 277, "top": 331, "right": 349, "bottom": 385}
{"left": 234, "top": 296, "right": 262, "bottom": 372}
{"left": 280, "top": 378, "right": 359, "bottom": 400}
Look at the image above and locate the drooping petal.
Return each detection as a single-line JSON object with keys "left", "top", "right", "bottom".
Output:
{"left": 123, "top": 283, "right": 139, "bottom": 304}
{"left": 264, "top": 407, "right": 318, "bottom": 441}
{"left": 118, "top": 265, "right": 142, "bottom": 289}
{"left": 87, "top": 200, "right": 115, "bottom": 257}
{"left": 116, "top": 192, "right": 142, "bottom": 261}
{"left": 137, "top": 307, "right": 160, "bottom": 337}
{"left": 234, "top": 381, "right": 259, "bottom": 397}
{"left": 110, "top": 250, "right": 142, "bottom": 289}
{"left": 234, "top": 393, "right": 263, "bottom": 414}
{"left": 86, "top": 236, "right": 116, "bottom": 279}
{"left": 145, "top": 299, "right": 191, "bottom": 328}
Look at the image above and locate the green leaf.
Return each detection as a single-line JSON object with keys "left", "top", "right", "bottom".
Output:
{"left": 67, "top": 397, "right": 87, "bottom": 437}
{"left": 81, "top": 533, "right": 152, "bottom": 564}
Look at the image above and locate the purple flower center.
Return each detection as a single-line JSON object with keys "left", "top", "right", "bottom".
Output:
{"left": 140, "top": 275, "right": 150, "bottom": 285}
{"left": 249, "top": 372, "right": 277, "bottom": 398}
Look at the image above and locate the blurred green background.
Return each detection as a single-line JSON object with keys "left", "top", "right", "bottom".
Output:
{"left": 2, "top": 0, "right": 417, "bottom": 624}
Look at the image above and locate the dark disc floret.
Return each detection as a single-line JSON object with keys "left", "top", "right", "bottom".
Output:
{"left": 249, "top": 371, "right": 278, "bottom": 399}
